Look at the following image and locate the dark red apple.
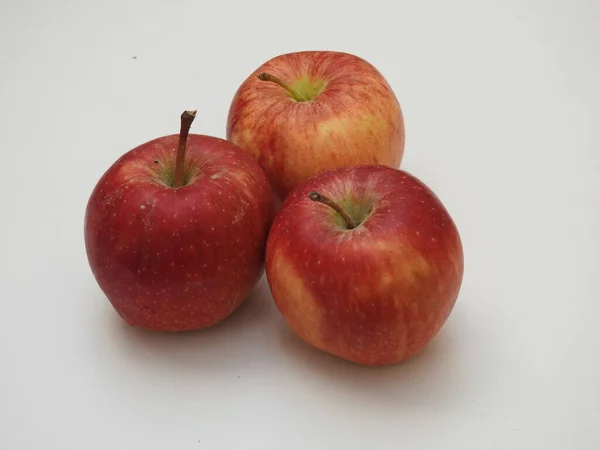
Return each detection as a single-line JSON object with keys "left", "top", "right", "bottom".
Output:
{"left": 84, "top": 111, "right": 274, "bottom": 331}
{"left": 265, "top": 165, "right": 463, "bottom": 366}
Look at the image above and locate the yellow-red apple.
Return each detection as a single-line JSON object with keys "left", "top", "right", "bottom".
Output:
{"left": 265, "top": 165, "right": 463, "bottom": 366}
{"left": 226, "top": 51, "right": 405, "bottom": 200}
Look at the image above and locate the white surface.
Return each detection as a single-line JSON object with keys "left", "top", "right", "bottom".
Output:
{"left": 1, "top": 0, "right": 599, "bottom": 448}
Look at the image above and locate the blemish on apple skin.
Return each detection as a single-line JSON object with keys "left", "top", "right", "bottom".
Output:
{"left": 140, "top": 205, "right": 146, "bottom": 209}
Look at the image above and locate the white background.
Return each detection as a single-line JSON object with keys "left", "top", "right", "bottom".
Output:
{"left": 1, "top": 0, "right": 599, "bottom": 448}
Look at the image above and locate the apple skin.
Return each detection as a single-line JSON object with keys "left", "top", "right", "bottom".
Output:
{"left": 226, "top": 51, "right": 405, "bottom": 200}
{"left": 265, "top": 165, "right": 463, "bottom": 366}
{"left": 84, "top": 134, "right": 274, "bottom": 332}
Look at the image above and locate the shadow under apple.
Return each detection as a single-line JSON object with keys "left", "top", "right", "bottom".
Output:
{"left": 90, "top": 276, "right": 478, "bottom": 412}
{"left": 276, "top": 304, "right": 473, "bottom": 409}
{"left": 93, "top": 275, "right": 280, "bottom": 379}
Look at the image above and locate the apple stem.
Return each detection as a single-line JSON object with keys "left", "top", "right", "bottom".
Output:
{"left": 257, "top": 72, "right": 308, "bottom": 102}
{"left": 308, "top": 191, "right": 358, "bottom": 230}
{"left": 173, "top": 110, "right": 197, "bottom": 188}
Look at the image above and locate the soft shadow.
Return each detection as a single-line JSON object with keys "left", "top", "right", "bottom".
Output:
{"left": 94, "top": 276, "right": 277, "bottom": 376}
{"left": 277, "top": 304, "right": 473, "bottom": 407}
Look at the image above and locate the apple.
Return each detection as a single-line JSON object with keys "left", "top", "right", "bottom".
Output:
{"left": 84, "top": 111, "right": 275, "bottom": 332}
{"left": 226, "top": 51, "right": 405, "bottom": 200}
{"left": 265, "top": 165, "right": 463, "bottom": 366}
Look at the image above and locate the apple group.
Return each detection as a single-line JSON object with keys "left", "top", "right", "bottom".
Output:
{"left": 85, "top": 51, "right": 464, "bottom": 366}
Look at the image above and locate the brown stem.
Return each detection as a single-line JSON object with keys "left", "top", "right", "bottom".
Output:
{"left": 257, "top": 72, "right": 308, "bottom": 102}
{"left": 173, "top": 110, "right": 197, "bottom": 188}
{"left": 309, "top": 191, "right": 358, "bottom": 229}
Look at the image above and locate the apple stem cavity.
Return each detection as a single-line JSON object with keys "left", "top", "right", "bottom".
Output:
{"left": 173, "top": 110, "right": 197, "bottom": 188}
{"left": 257, "top": 72, "right": 308, "bottom": 102}
{"left": 308, "top": 191, "right": 358, "bottom": 230}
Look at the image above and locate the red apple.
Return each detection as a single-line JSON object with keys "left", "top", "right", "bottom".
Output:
{"left": 226, "top": 51, "right": 405, "bottom": 200}
{"left": 265, "top": 165, "right": 463, "bottom": 366}
{"left": 84, "top": 111, "right": 274, "bottom": 332}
